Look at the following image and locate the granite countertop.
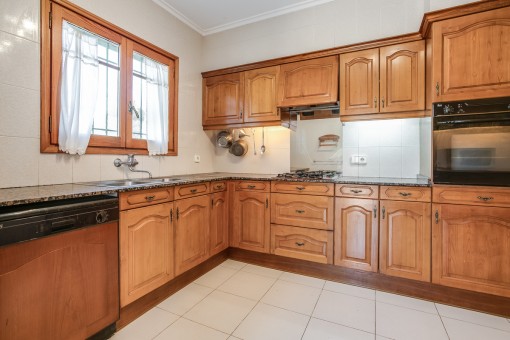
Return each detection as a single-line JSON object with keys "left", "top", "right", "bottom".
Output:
{"left": 0, "top": 172, "right": 430, "bottom": 207}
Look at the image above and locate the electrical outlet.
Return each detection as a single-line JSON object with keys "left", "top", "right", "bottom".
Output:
{"left": 350, "top": 155, "right": 368, "bottom": 165}
{"left": 194, "top": 154, "right": 201, "bottom": 163}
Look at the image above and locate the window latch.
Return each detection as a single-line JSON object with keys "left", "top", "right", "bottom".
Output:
{"left": 128, "top": 101, "right": 140, "bottom": 119}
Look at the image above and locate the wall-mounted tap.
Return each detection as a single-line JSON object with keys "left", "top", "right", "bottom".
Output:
{"left": 114, "top": 154, "right": 152, "bottom": 179}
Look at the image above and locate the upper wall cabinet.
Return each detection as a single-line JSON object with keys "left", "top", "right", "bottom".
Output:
{"left": 278, "top": 56, "right": 339, "bottom": 107}
{"left": 432, "top": 6, "right": 510, "bottom": 102}
{"left": 203, "top": 67, "right": 281, "bottom": 129}
{"left": 340, "top": 41, "right": 425, "bottom": 119}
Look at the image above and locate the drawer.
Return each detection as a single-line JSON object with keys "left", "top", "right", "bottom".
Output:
{"left": 120, "top": 187, "right": 174, "bottom": 210}
{"left": 211, "top": 181, "right": 227, "bottom": 192}
{"left": 175, "top": 182, "right": 210, "bottom": 199}
{"left": 271, "top": 193, "right": 334, "bottom": 230}
{"left": 271, "top": 181, "right": 334, "bottom": 196}
{"left": 236, "top": 181, "right": 270, "bottom": 192}
{"left": 380, "top": 186, "right": 431, "bottom": 202}
{"left": 433, "top": 185, "right": 510, "bottom": 207}
{"left": 271, "top": 224, "right": 333, "bottom": 264}
{"left": 335, "top": 184, "right": 379, "bottom": 199}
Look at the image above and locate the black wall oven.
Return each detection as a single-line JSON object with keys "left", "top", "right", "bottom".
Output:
{"left": 433, "top": 97, "right": 510, "bottom": 186}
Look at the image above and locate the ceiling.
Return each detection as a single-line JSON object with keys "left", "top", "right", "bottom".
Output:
{"left": 153, "top": 0, "right": 333, "bottom": 36}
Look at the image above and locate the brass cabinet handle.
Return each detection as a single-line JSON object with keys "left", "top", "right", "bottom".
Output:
{"left": 190, "top": 189, "right": 197, "bottom": 193}
{"left": 266, "top": 198, "right": 268, "bottom": 208}
{"left": 436, "top": 82, "right": 440, "bottom": 96}
{"left": 374, "top": 97, "right": 377, "bottom": 108}
{"left": 382, "top": 206, "right": 386, "bottom": 219}
{"left": 381, "top": 98, "right": 385, "bottom": 108}
{"left": 350, "top": 189, "right": 362, "bottom": 194}
{"left": 399, "top": 192, "right": 412, "bottom": 197}
{"left": 373, "top": 206, "right": 377, "bottom": 219}
{"left": 248, "top": 185, "right": 256, "bottom": 189}
{"left": 215, "top": 184, "right": 223, "bottom": 190}
{"left": 435, "top": 210, "right": 439, "bottom": 224}
{"left": 170, "top": 208, "right": 173, "bottom": 222}
{"left": 477, "top": 196, "right": 494, "bottom": 202}
{"left": 296, "top": 186, "right": 305, "bottom": 191}
{"left": 145, "top": 195, "right": 155, "bottom": 201}
{"left": 240, "top": 110, "right": 243, "bottom": 119}
{"left": 295, "top": 209, "right": 305, "bottom": 214}
{"left": 176, "top": 208, "right": 179, "bottom": 220}
{"left": 295, "top": 242, "right": 305, "bottom": 247}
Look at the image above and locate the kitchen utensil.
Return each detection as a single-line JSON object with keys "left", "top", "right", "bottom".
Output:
{"left": 229, "top": 139, "right": 248, "bottom": 156}
{"left": 216, "top": 130, "right": 233, "bottom": 148}
{"left": 237, "top": 129, "right": 249, "bottom": 139}
{"left": 260, "top": 127, "right": 266, "bottom": 154}
{"left": 252, "top": 129, "right": 257, "bottom": 155}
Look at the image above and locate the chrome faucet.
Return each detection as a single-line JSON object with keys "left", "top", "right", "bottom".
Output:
{"left": 114, "top": 154, "right": 153, "bottom": 179}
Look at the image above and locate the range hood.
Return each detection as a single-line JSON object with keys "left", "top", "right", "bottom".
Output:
{"left": 280, "top": 101, "right": 340, "bottom": 115}
{"left": 279, "top": 102, "right": 340, "bottom": 130}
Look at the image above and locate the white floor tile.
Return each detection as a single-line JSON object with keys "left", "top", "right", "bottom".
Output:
{"left": 376, "top": 291, "right": 437, "bottom": 314}
{"left": 220, "top": 259, "right": 247, "bottom": 270}
{"left": 111, "top": 308, "right": 178, "bottom": 340}
{"left": 154, "top": 318, "right": 229, "bottom": 340}
{"left": 313, "top": 290, "right": 375, "bottom": 333}
{"left": 442, "top": 317, "right": 510, "bottom": 340}
{"left": 233, "top": 303, "right": 309, "bottom": 340}
{"left": 436, "top": 303, "right": 510, "bottom": 332}
{"left": 302, "top": 318, "right": 374, "bottom": 340}
{"left": 241, "top": 264, "right": 283, "bottom": 279}
{"left": 279, "top": 272, "right": 325, "bottom": 289}
{"left": 194, "top": 266, "right": 238, "bottom": 289}
{"left": 323, "top": 281, "right": 375, "bottom": 300}
{"left": 376, "top": 302, "right": 448, "bottom": 340}
{"left": 261, "top": 279, "right": 321, "bottom": 315}
{"left": 228, "top": 337, "right": 242, "bottom": 340}
{"left": 184, "top": 290, "right": 256, "bottom": 334}
{"left": 157, "top": 283, "right": 212, "bottom": 316}
{"left": 218, "top": 270, "right": 276, "bottom": 301}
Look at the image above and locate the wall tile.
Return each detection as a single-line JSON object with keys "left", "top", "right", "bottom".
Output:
{"left": 72, "top": 155, "right": 101, "bottom": 183}
{"left": 0, "top": 83, "right": 39, "bottom": 138}
{"left": 0, "top": 0, "right": 39, "bottom": 42}
{"left": 379, "top": 120, "right": 402, "bottom": 147}
{"left": 358, "top": 121, "right": 381, "bottom": 147}
{"left": 0, "top": 136, "right": 39, "bottom": 188}
{"left": 402, "top": 145, "right": 420, "bottom": 178}
{"left": 380, "top": 147, "right": 402, "bottom": 178}
{"left": 358, "top": 146, "right": 380, "bottom": 177}
{"left": 402, "top": 118, "right": 420, "bottom": 146}
{"left": 100, "top": 154, "right": 125, "bottom": 181}
{"left": 39, "top": 154, "right": 73, "bottom": 185}
{"left": 0, "top": 31, "right": 39, "bottom": 91}
{"left": 342, "top": 123, "right": 359, "bottom": 148}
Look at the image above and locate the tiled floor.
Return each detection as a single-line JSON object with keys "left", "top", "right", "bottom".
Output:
{"left": 112, "top": 260, "right": 510, "bottom": 340}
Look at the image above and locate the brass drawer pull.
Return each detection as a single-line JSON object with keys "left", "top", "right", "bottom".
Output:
{"left": 295, "top": 242, "right": 305, "bottom": 247}
{"left": 399, "top": 192, "right": 412, "bottom": 197}
{"left": 145, "top": 195, "right": 155, "bottom": 202}
{"left": 296, "top": 186, "right": 305, "bottom": 191}
{"left": 215, "top": 185, "right": 223, "bottom": 189}
{"left": 477, "top": 196, "right": 494, "bottom": 202}
{"left": 247, "top": 185, "right": 256, "bottom": 189}
{"left": 350, "top": 189, "right": 362, "bottom": 194}
{"left": 295, "top": 209, "right": 305, "bottom": 214}
{"left": 190, "top": 189, "right": 198, "bottom": 193}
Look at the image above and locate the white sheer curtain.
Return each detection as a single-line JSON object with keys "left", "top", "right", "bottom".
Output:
{"left": 143, "top": 57, "right": 169, "bottom": 155}
{"left": 59, "top": 21, "right": 99, "bottom": 155}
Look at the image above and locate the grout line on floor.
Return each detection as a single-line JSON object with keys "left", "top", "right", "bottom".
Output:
{"left": 300, "top": 283, "right": 325, "bottom": 339}
{"left": 434, "top": 303, "right": 451, "bottom": 340}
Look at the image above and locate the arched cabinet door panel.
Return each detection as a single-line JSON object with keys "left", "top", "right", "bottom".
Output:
{"left": 203, "top": 73, "right": 244, "bottom": 126}
{"left": 232, "top": 190, "right": 270, "bottom": 253}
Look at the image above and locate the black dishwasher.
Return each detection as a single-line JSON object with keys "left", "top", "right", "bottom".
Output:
{"left": 0, "top": 195, "right": 120, "bottom": 340}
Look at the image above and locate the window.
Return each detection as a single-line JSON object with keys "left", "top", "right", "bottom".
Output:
{"left": 41, "top": 0, "right": 178, "bottom": 155}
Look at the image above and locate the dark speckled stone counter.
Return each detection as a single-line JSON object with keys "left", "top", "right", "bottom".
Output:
{"left": 0, "top": 172, "right": 430, "bottom": 207}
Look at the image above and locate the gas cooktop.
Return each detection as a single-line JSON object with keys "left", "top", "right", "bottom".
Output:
{"left": 276, "top": 170, "right": 341, "bottom": 179}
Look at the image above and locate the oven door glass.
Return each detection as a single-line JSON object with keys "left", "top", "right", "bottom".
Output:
{"left": 433, "top": 113, "right": 510, "bottom": 186}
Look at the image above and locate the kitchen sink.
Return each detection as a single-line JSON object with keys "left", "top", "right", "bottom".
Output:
{"left": 87, "top": 177, "right": 185, "bottom": 187}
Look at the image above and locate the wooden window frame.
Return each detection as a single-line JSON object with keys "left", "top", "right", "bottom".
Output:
{"left": 41, "top": 0, "right": 178, "bottom": 155}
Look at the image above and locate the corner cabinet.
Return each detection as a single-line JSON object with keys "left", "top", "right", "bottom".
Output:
{"left": 203, "top": 73, "right": 244, "bottom": 126}
{"left": 210, "top": 189, "right": 229, "bottom": 256}
{"left": 432, "top": 6, "right": 510, "bottom": 101}
{"left": 278, "top": 56, "right": 339, "bottom": 107}
{"left": 340, "top": 41, "right": 425, "bottom": 119}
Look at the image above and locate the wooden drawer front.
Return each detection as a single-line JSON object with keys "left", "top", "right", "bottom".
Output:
{"left": 433, "top": 185, "right": 510, "bottom": 207}
{"left": 271, "top": 224, "right": 333, "bottom": 264}
{"left": 271, "top": 193, "right": 333, "bottom": 230}
{"left": 271, "top": 181, "right": 334, "bottom": 196}
{"left": 120, "top": 188, "right": 174, "bottom": 210}
{"left": 236, "top": 181, "right": 270, "bottom": 192}
{"left": 380, "top": 186, "right": 431, "bottom": 202}
{"left": 175, "top": 182, "right": 210, "bottom": 199}
{"left": 211, "top": 181, "right": 227, "bottom": 192}
{"left": 335, "top": 184, "right": 379, "bottom": 199}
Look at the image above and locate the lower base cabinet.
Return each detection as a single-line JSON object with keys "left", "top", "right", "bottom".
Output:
{"left": 232, "top": 190, "right": 270, "bottom": 253}
{"left": 271, "top": 224, "right": 333, "bottom": 264}
{"left": 210, "top": 191, "right": 229, "bottom": 256}
{"left": 433, "top": 203, "right": 510, "bottom": 298}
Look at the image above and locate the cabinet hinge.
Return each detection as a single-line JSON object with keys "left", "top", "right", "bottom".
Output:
{"left": 48, "top": 115, "right": 52, "bottom": 133}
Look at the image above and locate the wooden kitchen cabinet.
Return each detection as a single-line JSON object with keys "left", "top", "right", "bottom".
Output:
{"left": 174, "top": 195, "right": 210, "bottom": 275}
{"left": 432, "top": 6, "right": 510, "bottom": 101}
{"left": 232, "top": 190, "right": 270, "bottom": 253}
{"left": 379, "top": 200, "right": 431, "bottom": 282}
{"left": 278, "top": 56, "right": 339, "bottom": 107}
{"left": 244, "top": 66, "right": 280, "bottom": 122}
{"left": 120, "top": 203, "right": 174, "bottom": 307}
{"left": 334, "top": 198, "right": 379, "bottom": 272}
{"left": 203, "top": 73, "right": 244, "bottom": 126}
{"left": 210, "top": 190, "right": 229, "bottom": 256}
{"left": 271, "top": 193, "right": 334, "bottom": 230}
{"left": 340, "top": 41, "right": 425, "bottom": 119}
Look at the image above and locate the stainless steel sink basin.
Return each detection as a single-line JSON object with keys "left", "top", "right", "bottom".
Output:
{"left": 98, "top": 179, "right": 156, "bottom": 187}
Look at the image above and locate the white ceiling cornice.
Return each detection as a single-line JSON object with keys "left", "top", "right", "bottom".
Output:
{"left": 153, "top": 0, "right": 334, "bottom": 36}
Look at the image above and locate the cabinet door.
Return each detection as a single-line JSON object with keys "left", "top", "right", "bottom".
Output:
{"left": 232, "top": 191, "right": 270, "bottom": 253}
{"left": 278, "top": 56, "right": 339, "bottom": 107}
{"left": 271, "top": 193, "right": 334, "bottom": 230}
{"left": 340, "top": 48, "right": 379, "bottom": 116}
{"left": 380, "top": 40, "right": 425, "bottom": 113}
{"left": 379, "top": 200, "right": 431, "bottom": 282}
{"left": 203, "top": 73, "right": 244, "bottom": 126}
{"left": 432, "top": 7, "right": 510, "bottom": 101}
{"left": 334, "top": 198, "right": 379, "bottom": 272}
{"left": 175, "top": 195, "right": 210, "bottom": 275}
{"left": 432, "top": 204, "right": 510, "bottom": 297}
{"left": 120, "top": 203, "right": 174, "bottom": 307}
{"left": 0, "top": 222, "right": 118, "bottom": 340}
{"left": 244, "top": 66, "right": 280, "bottom": 123}
{"left": 210, "top": 191, "right": 229, "bottom": 256}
